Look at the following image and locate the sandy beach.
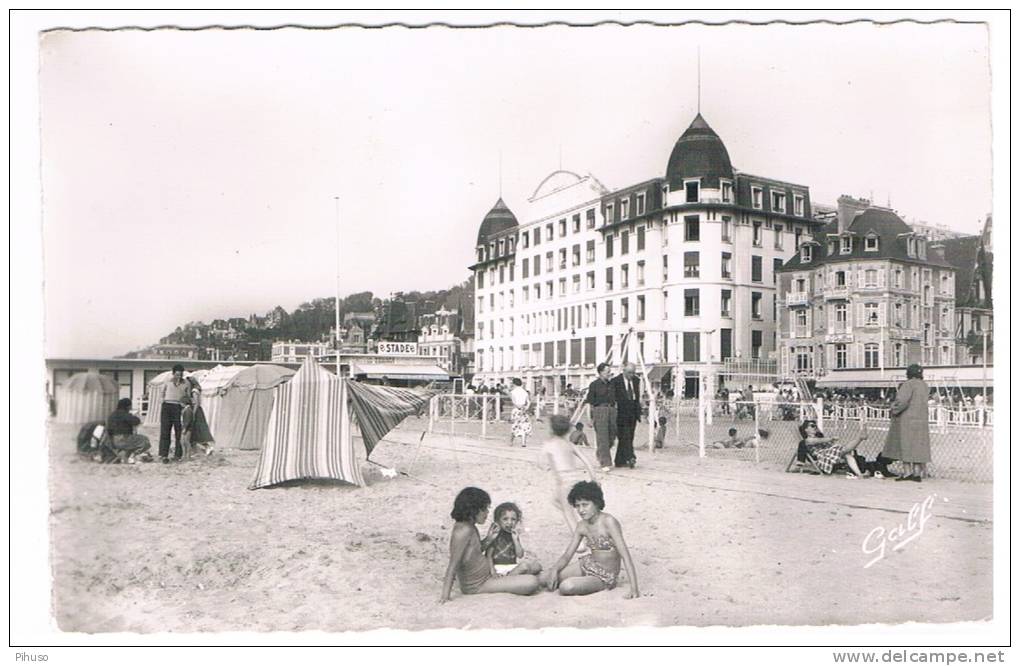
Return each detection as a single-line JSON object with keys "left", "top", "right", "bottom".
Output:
{"left": 48, "top": 418, "right": 993, "bottom": 634}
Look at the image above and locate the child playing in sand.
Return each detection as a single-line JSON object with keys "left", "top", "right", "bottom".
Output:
{"left": 567, "top": 422, "right": 590, "bottom": 447}
{"left": 711, "top": 427, "right": 766, "bottom": 449}
{"left": 653, "top": 416, "right": 667, "bottom": 449}
{"left": 540, "top": 481, "right": 640, "bottom": 598}
{"left": 480, "top": 502, "right": 542, "bottom": 576}
{"left": 440, "top": 487, "right": 541, "bottom": 603}
{"left": 540, "top": 415, "right": 598, "bottom": 531}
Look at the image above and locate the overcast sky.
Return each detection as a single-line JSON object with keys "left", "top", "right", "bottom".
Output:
{"left": 39, "top": 20, "right": 991, "bottom": 358}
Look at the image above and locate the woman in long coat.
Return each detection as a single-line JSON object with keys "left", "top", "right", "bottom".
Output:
{"left": 883, "top": 364, "right": 932, "bottom": 482}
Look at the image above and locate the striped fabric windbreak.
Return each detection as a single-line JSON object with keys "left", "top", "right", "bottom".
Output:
{"left": 344, "top": 380, "right": 435, "bottom": 457}
{"left": 249, "top": 357, "right": 364, "bottom": 490}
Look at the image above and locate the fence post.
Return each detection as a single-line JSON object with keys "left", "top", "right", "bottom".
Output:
{"left": 427, "top": 396, "right": 434, "bottom": 433}
{"left": 450, "top": 395, "right": 456, "bottom": 435}
{"left": 698, "top": 387, "right": 706, "bottom": 458}
{"left": 481, "top": 395, "right": 488, "bottom": 438}
{"left": 753, "top": 404, "right": 761, "bottom": 464}
{"left": 815, "top": 397, "right": 825, "bottom": 434}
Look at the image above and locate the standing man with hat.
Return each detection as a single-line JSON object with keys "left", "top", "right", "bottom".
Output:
{"left": 159, "top": 363, "right": 190, "bottom": 464}
{"left": 584, "top": 363, "right": 617, "bottom": 472}
{"left": 611, "top": 362, "right": 642, "bottom": 468}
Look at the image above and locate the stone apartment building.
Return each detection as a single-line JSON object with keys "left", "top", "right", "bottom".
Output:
{"left": 776, "top": 196, "right": 959, "bottom": 377}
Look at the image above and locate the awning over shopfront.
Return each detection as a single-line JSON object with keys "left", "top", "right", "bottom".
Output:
{"left": 645, "top": 364, "right": 673, "bottom": 383}
{"left": 350, "top": 363, "right": 450, "bottom": 382}
{"left": 815, "top": 365, "right": 993, "bottom": 389}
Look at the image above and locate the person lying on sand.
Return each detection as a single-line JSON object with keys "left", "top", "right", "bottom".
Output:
{"left": 540, "top": 481, "right": 640, "bottom": 599}
{"left": 439, "top": 487, "right": 541, "bottom": 603}
{"left": 711, "top": 427, "right": 769, "bottom": 449}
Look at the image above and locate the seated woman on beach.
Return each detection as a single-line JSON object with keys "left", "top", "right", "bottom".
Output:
{"left": 793, "top": 419, "right": 868, "bottom": 478}
{"left": 481, "top": 502, "right": 542, "bottom": 577}
{"left": 711, "top": 426, "right": 768, "bottom": 449}
{"left": 439, "top": 487, "right": 541, "bottom": 603}
{"left": 540, "top": 481, "right": 639, "bottom": 599}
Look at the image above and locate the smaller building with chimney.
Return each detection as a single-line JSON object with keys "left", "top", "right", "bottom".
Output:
{"left": 777, "top": 196, "right": 958, "bottom": 378}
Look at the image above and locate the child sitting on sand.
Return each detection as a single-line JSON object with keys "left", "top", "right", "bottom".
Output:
{"left": 540, "top": 481, "right": 640, "bottom": 598}
{"left": 540, "top": 415, "right": 598, "bottom": 531}
{"left": 440, "top": 487, "right": 541, "bottom": 603}
{"left": 567, "top": 421, "right": 590, "bottom": 447}
{"left": 711, "top": 426, "right": 767, "bottom": 449}
{"left": 481, "top": 502, "right": 542, "bottom": 576}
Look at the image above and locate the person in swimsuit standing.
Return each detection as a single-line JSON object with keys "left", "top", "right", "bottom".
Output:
{"left": 541, "top": 481, "right": 640, "bottom": 598}
{"left": 540, "top": 414, "right": 597, "bottom": 532}
{"left": 439, "top": 487, "right": 541, "bottom": 603}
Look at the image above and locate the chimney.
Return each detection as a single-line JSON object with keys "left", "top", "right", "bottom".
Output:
{"left": 930, "top": 242, "right": 946, "bottom": 262}
{"left": 836, "top": 195, "right": 871, "bottom": 234}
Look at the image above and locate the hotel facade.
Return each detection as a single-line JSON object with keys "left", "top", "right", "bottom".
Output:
{"left": 470, "top": 114, "right": 820, "bottom": 396}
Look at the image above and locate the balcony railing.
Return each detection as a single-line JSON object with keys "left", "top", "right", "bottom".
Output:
{"left": 825, "top": 286, "right": 851, "bottom": 300}
{"left": 825, "top": 332, "right": 854, "bottom": 343}
{"left": 786, "top": 292, "right": 810, "bottom": 306}
{"left": 793, "top": 326, "right": 811, "bottom": 339}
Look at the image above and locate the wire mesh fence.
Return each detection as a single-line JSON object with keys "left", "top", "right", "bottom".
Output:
{"left": 419, "top": 394, "right": 993, "bottom": 483}
{"left": 689, "top": 399, "right": 992, "bottom": 482}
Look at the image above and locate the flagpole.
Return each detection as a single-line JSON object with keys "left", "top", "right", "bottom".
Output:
{"left": 334, "top": 196, "right": 341, "bottom": 378}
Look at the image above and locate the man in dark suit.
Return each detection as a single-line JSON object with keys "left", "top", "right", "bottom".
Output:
{"left": 611, "top": 362, "right": 642, "bottom": 468}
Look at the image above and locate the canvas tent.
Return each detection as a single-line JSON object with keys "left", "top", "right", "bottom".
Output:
{"left": 143, "top": 368, "right": 209, "bottom": 426}
{"left": 195, "top": 365, "right": 249, "bottom": 434}
{"left": 206, "top": 364, "right": 295, "bottom": 450}
{"left": 55, "top": 371, "right": 119, "bottom": 424}
{"left": 250, "top": 357, "right": 363, "bottom": 489}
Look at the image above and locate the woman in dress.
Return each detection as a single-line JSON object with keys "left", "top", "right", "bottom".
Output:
{"left": 508, "top": 378, "right": 533, "bottom": 447}
{"left": 883, "top": 364, "right": 932, "bottom": 482}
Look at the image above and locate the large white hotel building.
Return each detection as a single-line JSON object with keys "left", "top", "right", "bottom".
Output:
{"left": 470, "top": 114, "right": 820, "bottom": 397}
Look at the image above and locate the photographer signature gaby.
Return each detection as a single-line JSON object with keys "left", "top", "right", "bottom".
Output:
{"left": 861, "top": 493, "right": 937, "bottom": 569}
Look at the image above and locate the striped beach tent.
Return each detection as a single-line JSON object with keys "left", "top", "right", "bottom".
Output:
{"left": 196, "top": 365, "right": 248, "bottom": 433}
{"left": 249, "top": 357, "right": 364, "bottom": 490}
{"left": 345, "top": 380, "right": 434, "bottom": 456}
{"left": 55, "top": 371, "right": 119, "bottom": 424}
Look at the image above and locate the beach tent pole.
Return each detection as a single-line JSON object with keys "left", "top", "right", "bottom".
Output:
{"left": 631, "top": 330, "right": 656, "bottom": 454}
{"left": 334, "top": 196, "right": 342, "bottom": 379}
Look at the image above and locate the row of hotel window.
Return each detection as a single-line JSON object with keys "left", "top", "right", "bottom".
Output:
{"left": 477, "top": 289, "right": 767, "bottom": 340}
{"left": 792, "top": 342, "right": 955, "bottom": 371}
{"left": 481, "top": 252, "right": 783, "bottom": 301}
{"left": 790, "top": 303, "right": 954, "bottom": 338}
{"left": 604, "top": 181, "right": 805, "bottom": 219}
{"left": 789, "top": 266, "right": 953, "bottom": 298}
{"left": 478, "top": 253, "right": 783, "bottom": 314}
{"left": 475, "top": 329, "right": 755, "bottom": 373}
{"left": 480, "top": 215, "right": 801, "bottom": 276}
{"left": 799, "top": 235, "right": 928, "bottom": 263}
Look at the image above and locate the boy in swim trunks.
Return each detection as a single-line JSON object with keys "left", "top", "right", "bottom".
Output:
{"left": 482, "top": 502, "right": 542, "bottom": 576}
{"left": 540, "top": 415, "right": 598, "bottom": 532}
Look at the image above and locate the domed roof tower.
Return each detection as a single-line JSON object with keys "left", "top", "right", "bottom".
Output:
{"left": 476, "top": 197, "right": 519, "bottom": 245}
{"left": 665, "top": 113, "right": 734, "bottom": 190}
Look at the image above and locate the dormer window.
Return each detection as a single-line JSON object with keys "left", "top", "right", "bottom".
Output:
{"left": 605, "top": 203, "right": 615, "bottom": 223}
{"left": 751, "top": 186, "right": 763, "bottom": 209}
{"left": 662, "top": 183, "right": 670, "bottom": 204}
{"left": 621, "top": 198, "right": 630, "bottom": 220}
{"left": 828, "top": 240, "right": 838, "bottom": 255}
{"left": 840, "top": 236, "right": 853, "bottom": 254}
{"left": 497, "top": 239, "right": 504, "bottom": 255}
{"left": 918, "top": 240, "right": 927, "bottom": 260}
{"left": 635, "top": 193, "right": 646, "bottom": 216}
{"left": 521, "top": 233, "right": 529, "bottom": 249}
{"left": 477, "top": 248, "right": 484, "bottom": 263}
{"left": 865, "top": 235, "right": 879, "bottom": 252}
{"left": 800, "top": 245, "right": 813, "bottom": 263}
{"left": 684, "top": 180, "right": 700, "bottom": 203}
{"left": 721, "top": 180, "right": 733, "bottom": 203}
{"left": 793, "top": 194, "right": 805, "bottom": 217}
{"left": 907, "top": 237, "right": 916, "bottom": 258}
{"left": 771, "top": 191, "right": 786, "bottom": 213}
